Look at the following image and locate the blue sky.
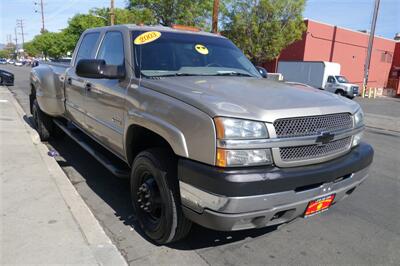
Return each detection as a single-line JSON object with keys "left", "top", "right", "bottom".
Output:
{"left": 1, "top": 0, "right": 399, "bottom": 44}
{"left": 304, "top": 0, "right": 400, "bottom": 39}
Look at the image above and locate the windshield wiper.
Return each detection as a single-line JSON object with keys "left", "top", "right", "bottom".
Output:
{"left": 144, "top": 73, "right": 205, "bottom": 78}
{"left": 214, "top": 71, "right": 253, "bottom": 77}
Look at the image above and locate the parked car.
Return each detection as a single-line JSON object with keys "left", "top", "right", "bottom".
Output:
{"left": 31, "top": 60, "right": 39, "bottom": 67}
{"left": 14, "top": 61, "right": 23, "bottom": 67}
{"left": 30, "top": 25, "right": 373, "bottom": 244}
{"left": 0, "top": 69, "right": 14, "bottom": 86}
{"left": 0, "top": 58, "right": 7, "bottom": 64}
{"left": 278, "top": 61, "right": 359, "bottom": 98}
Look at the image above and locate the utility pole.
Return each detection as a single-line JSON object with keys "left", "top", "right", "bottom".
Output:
{"left": 110, "top": 0, "right": 115, "bottom": 26}
{"left": 212, "top": 0, "right": 220, "bottom": 33}
{"left": 7, "top": 34, "right": 12, "bottom": 45}
{"left": 14, "top": 28, "right": 18, "bottom": 49}
{"left": 35, "top": 0, "right": 45, "bottom": 33}
{"left": 14, "top": 27, "right": 19, "bottom": 59}
{"left": 363, "top": 0, "right": 380, "bottom": 90}
{"left": 16, "top": 19, "right": 25, "bottom": 49}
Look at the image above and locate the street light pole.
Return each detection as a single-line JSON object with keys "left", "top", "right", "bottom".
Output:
{"left": 363, "top": 0, "right": 380, "bottom": 90}
{"left": 212, "top": 0, "right": 220, "bottom": 33}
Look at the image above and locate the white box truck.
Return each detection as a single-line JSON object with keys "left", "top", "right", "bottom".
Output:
{"left": 278, "top": 61, "right": 359, "bottom": 98}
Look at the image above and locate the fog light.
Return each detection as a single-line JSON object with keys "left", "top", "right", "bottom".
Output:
{"left": 352, "top": 131, "right": 363, "bottom": 147}
{"left": 216, "top": 149, "right": 272, "bottom": 167}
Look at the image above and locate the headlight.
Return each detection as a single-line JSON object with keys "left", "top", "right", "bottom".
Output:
{"left": 214, "top": 117, "right": 272, "bottom": 167}
{"left": 352, "top": 131, "right": 363, "bottom": 147}
{"left": 354, "top": 109, "right": 364, "bottom": 127}
{"left": 214, "top": 117, "right": 268, "bottom": 139}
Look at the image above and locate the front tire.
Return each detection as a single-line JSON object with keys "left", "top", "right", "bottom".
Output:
{"left": 130, "top": 148, "right": 192, "bottom": 244}
{"left": 335, "top": 90, "right": 346, "bottom": 97}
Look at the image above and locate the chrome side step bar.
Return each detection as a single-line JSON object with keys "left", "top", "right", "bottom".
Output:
{"left": 53, "top": 119, "right": 130, "bottom": 179}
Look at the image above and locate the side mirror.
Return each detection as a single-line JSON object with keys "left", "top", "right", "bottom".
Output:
{"left": 76, "top": 59, "right": 125, "bottom": 79}
{"left": 256, "top": 66, "right": 268, "bottom": 78}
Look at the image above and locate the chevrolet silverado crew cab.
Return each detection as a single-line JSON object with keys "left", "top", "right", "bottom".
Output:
{"left": 30, "top": 25, "right": 373, "bottom": 244}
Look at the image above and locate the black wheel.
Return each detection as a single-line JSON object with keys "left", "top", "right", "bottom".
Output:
{"left": 335, "top": 90, "right": 346, "bottom": 97}
{"left": 32, "top": 99, "right": 63, "bottom": 141}
{"left": 130, "top": 148, "right": 192, "bottom": 244}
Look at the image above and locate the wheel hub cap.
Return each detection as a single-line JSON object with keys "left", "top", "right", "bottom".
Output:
{"left": 137, "top": 179, "right": 156, "bottom": 213}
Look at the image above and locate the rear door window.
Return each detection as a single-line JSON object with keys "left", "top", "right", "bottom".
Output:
{"left": 75, "top": 32, "right": 100, "bottom": 64}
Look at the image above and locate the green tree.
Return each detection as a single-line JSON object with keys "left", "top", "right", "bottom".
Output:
{"left": 63, "top": 13, "right": 107, "bottom": 46}
{"left": 61, "top": 8, "right": 157, "bottom": 52}
{"left": 223, "top": 0, "right": 306, "bottom": 64}
{"left": 28, "top": 32, "right": 71, "bottom": 59}
{"left": 128, "top": 0, "right": 214, "bottom": 27}
{"left": 24, "top": 41, "right": 40, "bottom": 57}
{"left": 91, "top": 7, "right": 156, "bottom": 25}
{"left": 0, "top": 50, "right": 10, "bottom": 58}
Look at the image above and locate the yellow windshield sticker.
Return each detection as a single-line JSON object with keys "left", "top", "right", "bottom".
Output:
{"left": 134, "top": 31, "right": 161, "bottom": 45}
{"left": 195, "top": 44, "right": 209, "bottom": 55}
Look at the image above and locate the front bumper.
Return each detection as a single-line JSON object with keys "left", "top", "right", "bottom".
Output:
{"left": 178, "top": 143, "right": 373, "bottom": 231}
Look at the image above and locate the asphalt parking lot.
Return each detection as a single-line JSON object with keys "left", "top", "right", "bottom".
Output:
{"left": 3, "top": 64, "right": 400, "bottom": 265}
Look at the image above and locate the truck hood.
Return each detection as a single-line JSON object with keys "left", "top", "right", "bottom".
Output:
{"left": 141, "top": 76, "right": 360, "bottom": 122}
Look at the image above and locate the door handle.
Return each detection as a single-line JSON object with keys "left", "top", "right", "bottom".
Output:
{"left": 85, "top": 83, "right": 92, "bottom": 91}
{"left": 67, "top": 77, "right": 72, "bottom": 85}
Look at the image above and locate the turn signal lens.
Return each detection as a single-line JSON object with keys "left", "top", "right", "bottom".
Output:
{"left": 216, "top": 149, "right": 227, "bottom": 167}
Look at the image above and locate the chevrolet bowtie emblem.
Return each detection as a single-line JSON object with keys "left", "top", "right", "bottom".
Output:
{"left": 315, "top": 131, "right": 335, "bottom": 146}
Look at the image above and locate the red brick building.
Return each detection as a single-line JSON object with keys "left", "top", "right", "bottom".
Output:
{"left": 263, "top": 19, "right": 400, "bottom": 95}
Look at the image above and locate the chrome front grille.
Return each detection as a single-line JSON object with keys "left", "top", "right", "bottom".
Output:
{"left": 273, "top": 113, "right": 353, "bottom": 138}
{"left": 279, "top": 137, "right": 352, "bottom": 162}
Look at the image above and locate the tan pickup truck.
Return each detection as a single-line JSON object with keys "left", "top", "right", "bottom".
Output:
{"left": 30, "top": 25, "right": 373, "bottom": 244}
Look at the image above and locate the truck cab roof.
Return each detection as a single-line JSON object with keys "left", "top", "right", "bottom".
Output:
{"left": 83, "top": 24, "right": 225, "bottom": 39}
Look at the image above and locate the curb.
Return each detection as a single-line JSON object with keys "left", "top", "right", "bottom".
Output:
{"left": 364, "top": 113, "right": 400, "bottom": 133}
{"left": 5, "top": 87, "right": 127, "bottom": 266}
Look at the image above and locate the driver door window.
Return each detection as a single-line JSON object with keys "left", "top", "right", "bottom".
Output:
{"left": 97, "top": 31, "right": 125, "bottom": 65}
{"left": 327, "top": 76, "right": 336, "bottom": 83}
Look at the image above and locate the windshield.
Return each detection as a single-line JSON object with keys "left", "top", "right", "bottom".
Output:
{"left": 335, "top": 76, "right": 349, "bottom": 83}
{"left": 132, "top": 31, "right": 261, "bottom": 78}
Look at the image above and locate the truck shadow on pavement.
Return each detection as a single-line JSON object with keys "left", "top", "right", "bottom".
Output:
{"left": 24, "top": 115, "right": 280, "bottom": 249}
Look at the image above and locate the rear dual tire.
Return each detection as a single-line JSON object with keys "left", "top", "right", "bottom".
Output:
{"left": 32, "top": 99, "right": 63, "bottom": 141}
{"left": 130, "top": 148, "right": 192, "bottom": 244}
